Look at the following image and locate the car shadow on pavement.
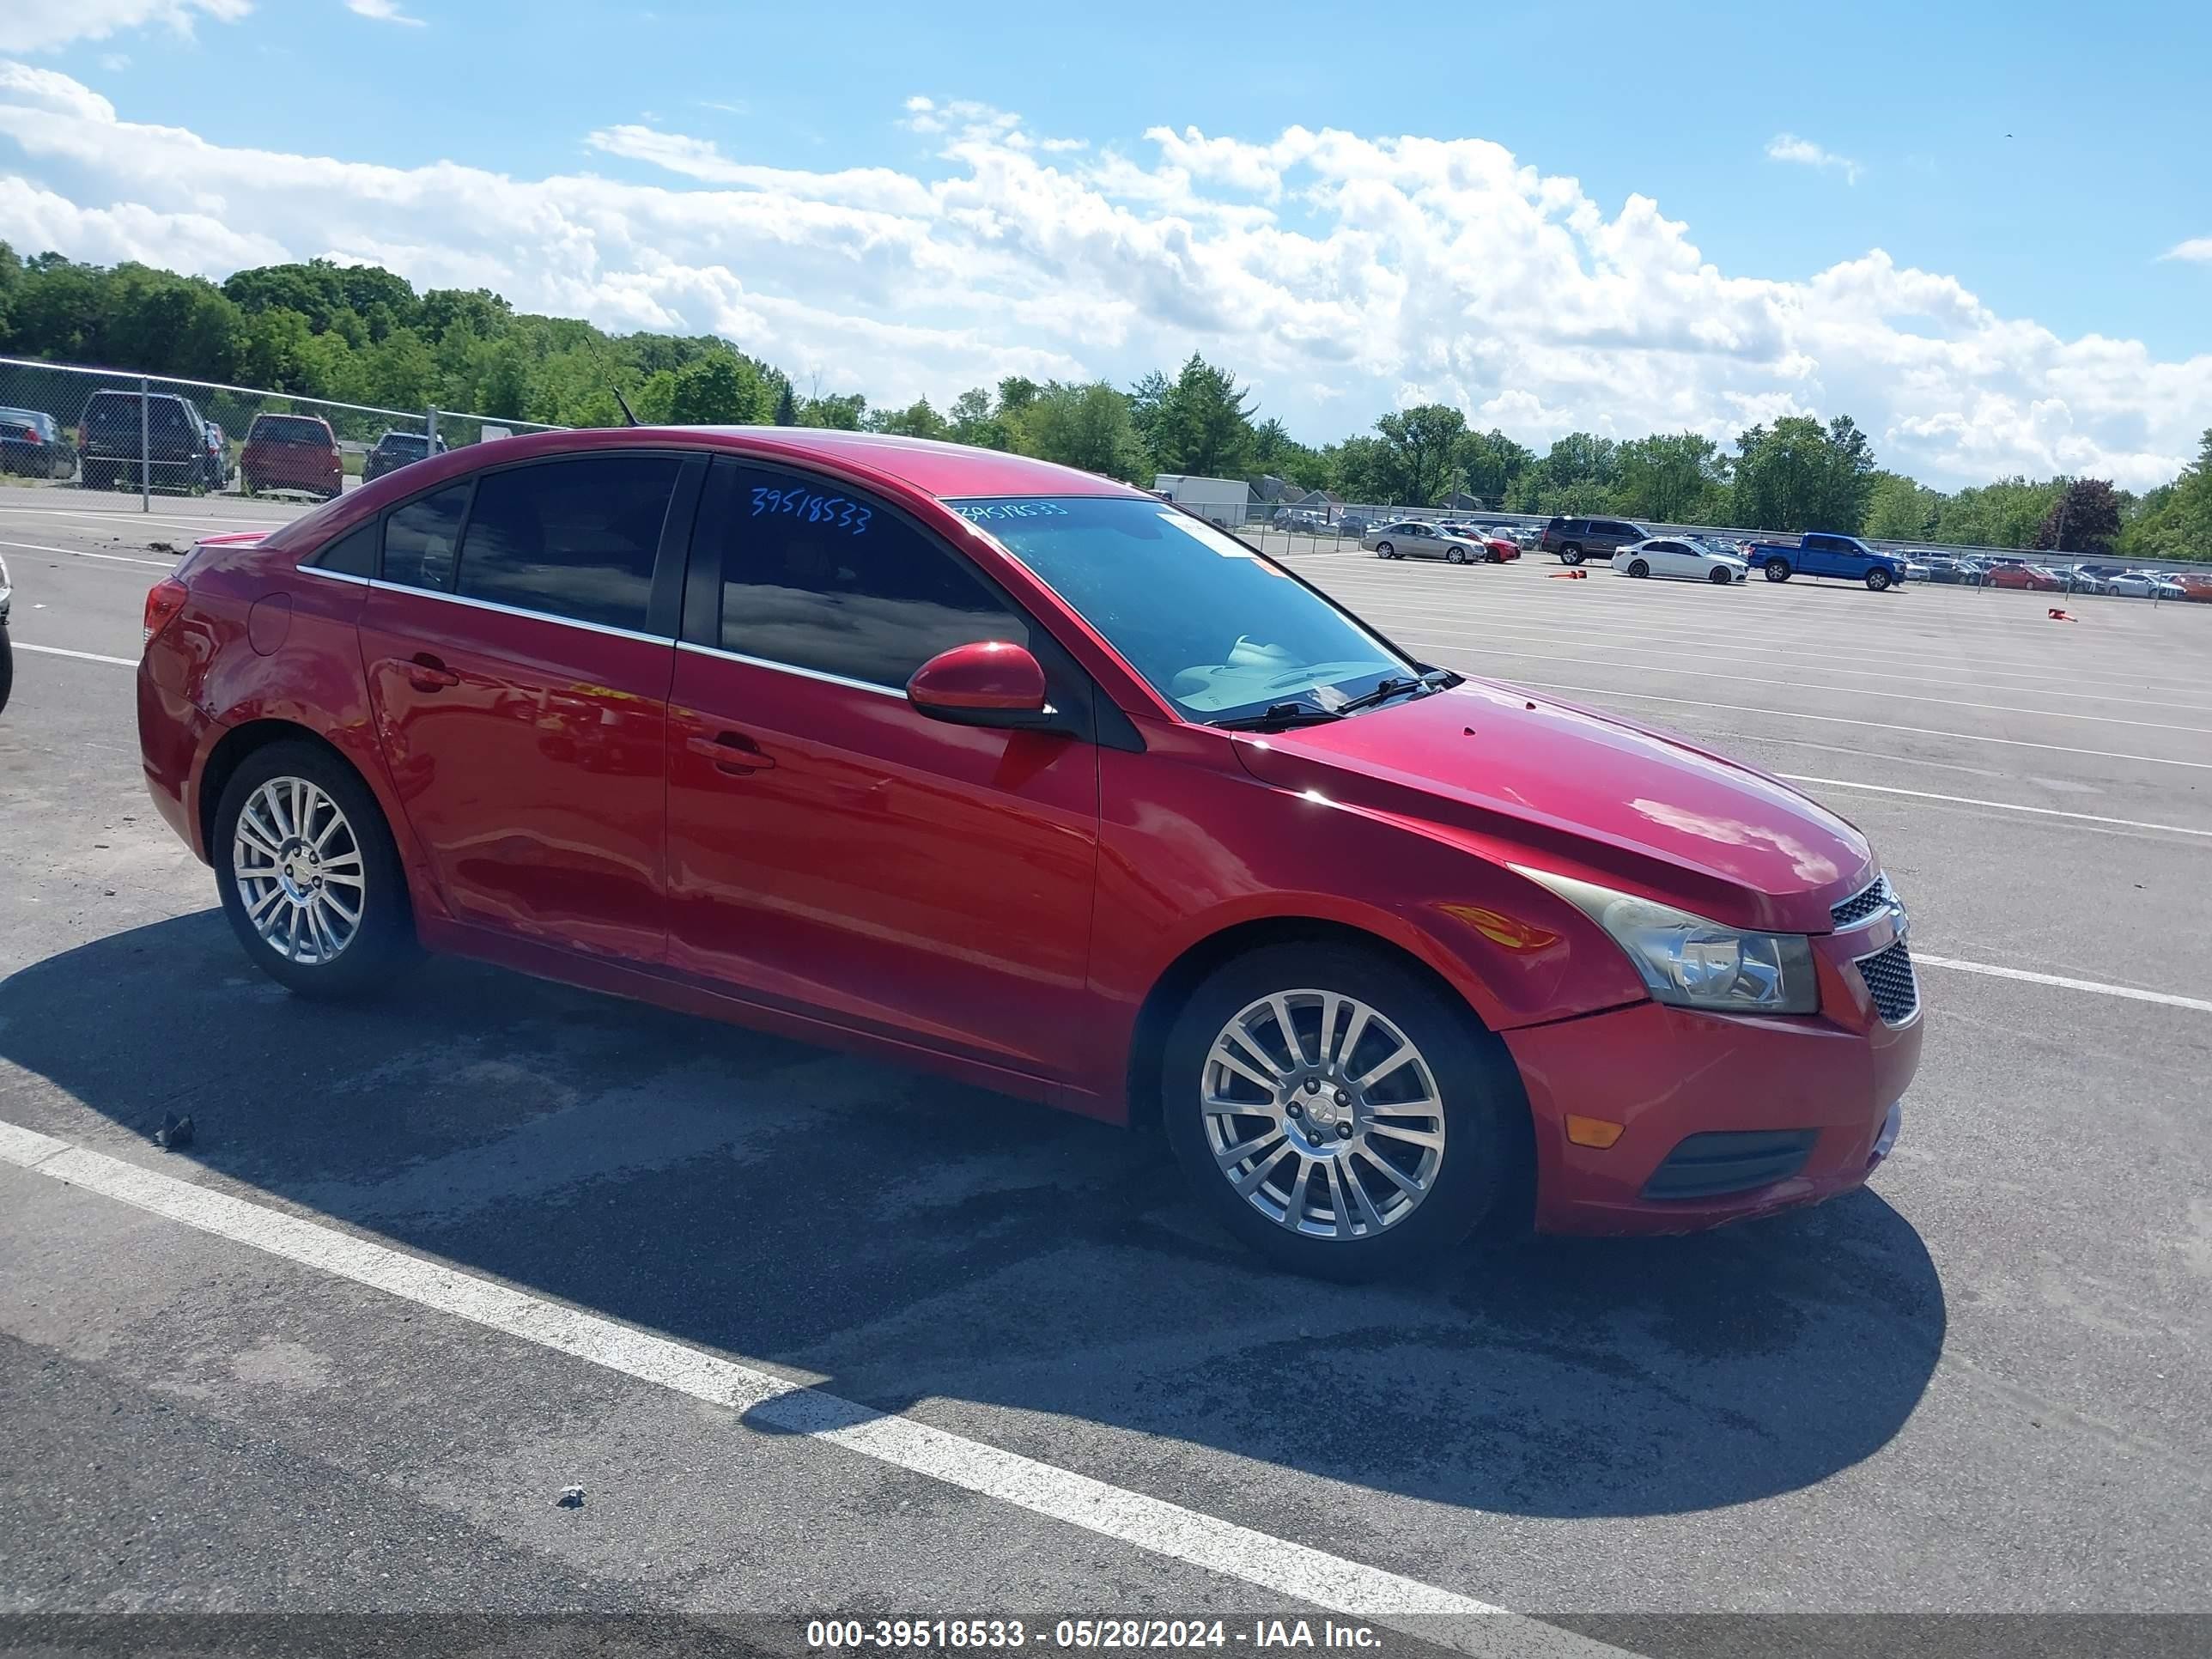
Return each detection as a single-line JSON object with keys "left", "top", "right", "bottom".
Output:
{"left": 0, "top": 909, "right": 1946, "bottom": 1522}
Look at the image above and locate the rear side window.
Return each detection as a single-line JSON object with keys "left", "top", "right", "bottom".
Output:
{"left": 453, "top": 455, "right": 681, "bottom": 632}
{"left": 382, "top": 484, "right": 471, "bottom": 593}
{"left": 708, "top": 463, "right": 1028, "bottom": 689}
{"left": 252, "top": 416, "right": 331, "bottom": 447}
{"left": 311, "top": 524, "right": 378, "bottom": 578}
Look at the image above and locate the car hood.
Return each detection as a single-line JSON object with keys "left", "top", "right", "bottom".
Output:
{"left": 1230, "top": 678, "right": 1873, "bottom": 933}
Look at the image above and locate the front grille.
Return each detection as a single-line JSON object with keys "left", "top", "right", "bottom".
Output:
{"left": 1856, "top": 939, "right": 1920, "bottom": 1024}
{"left": 1830, "top": 875, "right": 1891, "bottom": 928}
{"left": 1641, "top": 1129, "right": 1818, "bottom": 1200}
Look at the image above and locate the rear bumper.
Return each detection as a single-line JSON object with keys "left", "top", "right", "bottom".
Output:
{"left": 1504, "top": 983, "right": 1922, "bottom": 1236}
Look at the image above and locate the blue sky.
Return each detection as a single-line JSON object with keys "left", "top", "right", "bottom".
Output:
{"left": 5, "top": 0, "right": 2209, "bottom": 486}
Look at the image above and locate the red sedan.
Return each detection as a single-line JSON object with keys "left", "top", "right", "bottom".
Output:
{"left": 1983, "top": 562, "right": 2065, "bottom": 592}
{"left": 137, "top": 429, "right": 1920, "bottom": 1275}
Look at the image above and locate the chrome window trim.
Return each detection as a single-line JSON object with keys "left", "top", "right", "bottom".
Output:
{"left": 365, "top": 578, "right": 672, "bottom": 646}
{"left": 675, "top": 639, "right": 905, "bottom": 700}
{"left": 295, "top": 564, "right": 371, "bottom": 586}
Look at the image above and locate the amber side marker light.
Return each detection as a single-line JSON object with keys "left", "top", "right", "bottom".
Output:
{"left": 1565, "top": 1115, "right": 1625, "bottom": 1149}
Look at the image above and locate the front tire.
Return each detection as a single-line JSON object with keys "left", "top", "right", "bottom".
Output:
{"left": 1866, "top": 568, "right": 1892, "bottom": 592}
{"left": 213, "top": 740, "right": 416, "bottom": 1000}
{"left": 1161, "top": 942, "right": 1520, "bottom": 1280}
{"left": 1765, "top": 561, "right": 1792, "bottom": 582}
{"left": 1446, "top": 546, "right": 1465, "bottom": 565}
{"left": 1709, "top": 565, "right": 1734, "bottom": 585}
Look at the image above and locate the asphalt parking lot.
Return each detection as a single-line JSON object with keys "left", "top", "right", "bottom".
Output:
{"left": 3, "top": 489, "right": 2209, "bottom": 1655}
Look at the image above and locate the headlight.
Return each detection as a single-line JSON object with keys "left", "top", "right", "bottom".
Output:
{"left": 1515, "top": 866, "right": 1820, "bottom": 1015}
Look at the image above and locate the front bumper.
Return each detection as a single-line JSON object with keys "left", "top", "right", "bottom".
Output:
{"left": 1503, "top": 958, "right": 1922, "bottom": 1235}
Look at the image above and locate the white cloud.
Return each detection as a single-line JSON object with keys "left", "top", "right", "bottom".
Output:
{"left": 344, "top": 0, "right": 423, "bottom": 24}
{"left": 2160, "top": 237, "right": 2212, "bottom": 264}
{"left": 1766, "top": 133, "right": 1862, "bottom": 185}
{"left": 99, "top": 53, "right": 133, "bottom": 72}
{"left": 0, "top": 64, "right": 2205, "bottom": 489}
{"left": 13, "top": 0, "right": 246, "bottom": 52}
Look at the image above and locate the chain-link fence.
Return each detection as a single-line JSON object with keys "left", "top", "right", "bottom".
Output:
{"left": 0, "top": 355, "right": 562, "bottom": 508}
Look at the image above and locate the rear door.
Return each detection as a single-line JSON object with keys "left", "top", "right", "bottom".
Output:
{"left": 359, "top": 450, "right": 702, "bottom": 962}
{"left": 662, "top": 459, "right": 1102, "bottom": 1082}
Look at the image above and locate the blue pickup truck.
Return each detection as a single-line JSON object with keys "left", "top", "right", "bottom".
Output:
{"left": 1745, "top": 532, "right": 1910, "bottom": 592}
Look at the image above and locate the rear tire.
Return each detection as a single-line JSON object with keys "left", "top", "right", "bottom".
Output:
{"left": 1560, "top": 545, "right": 1584, "bottom": 566}
{"left": 1626, "top": 559, "right": 1649, "bottom": 578}
{"left": 1765, "top": 561, "right": 1792, "bottom": 582}
{"left": 1866, "top": 568, "right": 1892, "bottom": 592}
{"left": 1161, "top": 941, "right": 1521, "bottom": 1281}
{"left": 213, "top": 740, "right": 417, "bottom": 1000}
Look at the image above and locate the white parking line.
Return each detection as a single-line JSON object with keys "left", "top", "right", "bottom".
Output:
{"left": 1915, "top": 956, "right": 2212, "bottom": 1014}
{"left": 1777, "top": 775, "right": 2212, "bottom": 839}
{"left": 0, "top": 503, "right": 285, "bottom": 531}
{"left": 12, "top": 642, "right": 139, "bottom": 668}
{"left": 1503, "top": 679, "right": 2212, "bottom": 771}
{"left": 0, "top": 1119, "right": 1626, "bottom": 1657}
{"left": 0, "top": 537, "right": 175, "bottom": 569}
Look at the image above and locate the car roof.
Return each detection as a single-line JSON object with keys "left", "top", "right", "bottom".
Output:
{"left": 655, "top": 427, "right": 1152, "bottom": 499}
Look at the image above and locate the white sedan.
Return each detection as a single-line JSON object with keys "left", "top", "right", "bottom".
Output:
{"left": 2107, "top": 571, "right": 2187, "bottom": 598}
{"left": 1360, "top": 520, "right": 1486, "bottom": 564}
{"left": 1611, "top": 537, "right": 1749, "bottom": 586}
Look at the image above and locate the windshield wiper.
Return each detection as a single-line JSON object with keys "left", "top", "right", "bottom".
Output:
{"left": 1332, "top": 668, "right": 1460, "bottom": 716}
{"left": 1212, "top": 701, "right": 1346, "bottom": 732}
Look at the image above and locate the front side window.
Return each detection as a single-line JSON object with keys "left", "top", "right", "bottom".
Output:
{"left": 955, "top": 495, "right": 1410, "bottom": 721}
{"left": 382, "top": 484, "right": 470, "bottom": 593}
{"left": 713, "top": 465, "right": 1028, "bottom": 688}
{"left": 454, "top": 455, "right": 680, "bottom": 632}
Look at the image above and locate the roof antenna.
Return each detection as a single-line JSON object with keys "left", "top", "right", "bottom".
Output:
{"left": 612, "top": 387, "right": 641, "bottom": 428}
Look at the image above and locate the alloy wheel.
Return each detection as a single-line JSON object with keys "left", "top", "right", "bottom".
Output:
{"left": 1200, "top": 989, "right": 1447, "bottom": 1240}
{"left": 231, "top": 776, "right": 367, "bottom": 965}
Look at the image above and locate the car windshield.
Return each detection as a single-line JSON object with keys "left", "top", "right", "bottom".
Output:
{"left": 952, "top": 495, "right": 1413, "bottom": 722}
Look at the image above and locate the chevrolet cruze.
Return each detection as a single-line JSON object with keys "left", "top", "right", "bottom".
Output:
{"left": 137, "top": 428, "right": 1922, "bottom": 1276}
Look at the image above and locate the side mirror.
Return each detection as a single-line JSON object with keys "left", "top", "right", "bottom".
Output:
{"left": 906, "top": 641, "right": 1054, "bottom": 729}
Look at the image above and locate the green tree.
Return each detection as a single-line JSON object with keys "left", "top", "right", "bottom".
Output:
{"left": 1373, "top": 404, "right": 1467, "bottom": 505}
{"left": 1613, "top": 432, "right": 1727, "bottom": 522}
{"left": 773, "top": 381, "right": 799, "bottom": 426}
{"left": 2036, "top": 477, "right": 2123, "bottom": 555}
{"left": 669, "top": 352, "right": 775, "bottom": 424}
{"left": 2118, "top": 432, "right": 2212, "bottom": 561}
{"left": 866, "top": 398, "right": 950, "bottom": 439}
{"left": 1324, "top": 434, "right": 1396, "bottom": 503}
{"left": 799, "top": 392, "right": 866, "bottom": 429}
{"left": 1930, "top": 476, "right": 2063, "bottom": 549}
{"left": 1148, "top": 355, "right": 1255, "bottom": 477}
{"left": 1729, "top": 415, "right": 1877, "bottom": 532}
{"left": 1863, "top": 471, "right": 1942, "bottom": 540}
{"left": 947, "top": 386, "right": 1009, "bottom": 450}
{"left": 1018, "top": 380, "right": 1149, "bottom": 481}
{"left": 1453, "top": 428, "right": 1535, "bottom": 503}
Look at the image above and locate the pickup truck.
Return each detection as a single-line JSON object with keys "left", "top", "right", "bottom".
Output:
{"left": 1744, "top": 532, "right": 1910, "bottom": 592}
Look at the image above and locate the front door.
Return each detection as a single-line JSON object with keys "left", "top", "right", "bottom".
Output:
{"left": 359, "top": 452, "right": 698, "bottom": 963}
{"left": 664, "top": 459, "right": 1101, "bottom": 1083}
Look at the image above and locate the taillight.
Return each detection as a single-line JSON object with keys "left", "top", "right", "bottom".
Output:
{"left": 143, "top": 577, "right": 190, "bottom": 648}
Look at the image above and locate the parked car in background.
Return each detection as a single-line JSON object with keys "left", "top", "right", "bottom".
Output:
{"left": 1983, "top": 562, "right": 2065, "bottom": 592}
{"left": 2070, "top": 562, "right": 2131, "bottom": 582}
{"left": 1612, "top": 537, "right": 1748, "bottom": 586}
{"left": 1363, "top": 520, "right": 1487, "bottom": 564}
{"left": 1508, "top": 525, "right": 1540, "bottom": 550}
{"left": 136, "top": 426, "right": 1921, "bottom": 1275}
{"left": 203, "top": 421, "right": 234, "bottom": 489}
{"left": 362, "top": 429, "right": 451, "bottom": 485}
{"left": 1745, "top": 532, "right": 1910, "bottom": 592}
{"left": 1899, "top": 556, "right": 1931, "bottom": 582}
{"left": 240, "top": 413, "right": 343, "bottom": 501}
{"left": 2063, "top": 568, "right": 2110, "bottom": 595}
{"left": 1540, "top": 515, "right": 1650, "bottom": 565}
{"left": 1340, "top": 514, "right": 1376, "bottom": 537}
{"left": 0, "top": 407, "right": 76, "bottom": 478}
{"left": 1921, "top": 556, "right": 1984, "bottom": 586}
{"left": 77, "top": 389, "right": 219, "bottom": 493}
{"left": 2106, "top": 571, "right": 2186, "bottom": 599}
{"left": 2164, "top": 571, "right": 2212, "bottom": 602}
{"left": 1436, "top": 521, "right": 1520, "bottom": 562}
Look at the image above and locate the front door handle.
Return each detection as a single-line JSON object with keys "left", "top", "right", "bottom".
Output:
{"left": 688, "top": 731, "right": 776, "bottom": 774}
{"left": 405, "top": 653, "right": 461, "bottom": 691}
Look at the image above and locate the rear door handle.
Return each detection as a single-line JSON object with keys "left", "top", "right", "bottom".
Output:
{"left": 688, "top": 731, "right": 776, "bottom": 774}
{"left": 405, "top": 653, "right": 460, "bottom": 690}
